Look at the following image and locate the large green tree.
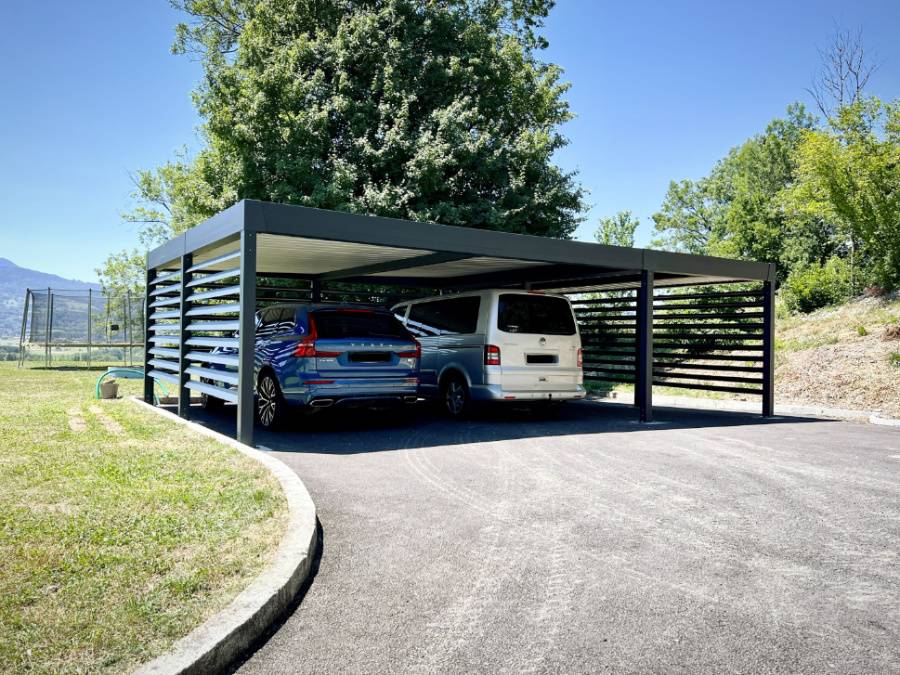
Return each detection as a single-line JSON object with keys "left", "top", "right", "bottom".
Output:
{"left": 99, "top": 0, "right": 584, "bottom": 290}
{"left": 783, "top": 97, "right": 900, "bottom": 290}
{"left": 651, "top": 104, "right": 821, "bottom": 280}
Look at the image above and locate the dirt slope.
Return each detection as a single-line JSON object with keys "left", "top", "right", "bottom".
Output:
{"left": 775, "top": 294, "right": 900, "bottom": 417}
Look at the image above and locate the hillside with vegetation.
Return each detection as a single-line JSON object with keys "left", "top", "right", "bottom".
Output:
{"left": 775, "top": 294, "right": 900, "bottom": 417}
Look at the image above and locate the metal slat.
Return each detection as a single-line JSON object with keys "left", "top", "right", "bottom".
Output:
{"left": 652, "top": 322, "right": 764, "bottom": 331}
{"left": 653, "top": 343, "right": 763, "bottom": 351}
{"left": 185, "top": 303, "right": 241, "bottom": 317}
{"left": 148, "top": 334, "right": 180, "bottom": 344}
{"left": 149, "top": 269, "right": 181, "bottom": 286}
{"left": 185, "top": 380, "right": 238, "bottom": 403}
{"left": 185, "top": 267, "right": 241, "bottom": 288}
{"left": 653, "top": 362, "right": 764, "bottom": 373}
{"left": 185, "top": 337, "right": 239, "bottom": 349}
{"left": 187, "top": 285, "right": 240, "bottom": 302}
{"left": 652, "top": 379, "right": 762, "bottom": 395}
{"left": 186, "top": 351, "right": 239, "bottom": 367}
{"left": 150, "top": 284, "right": 182, "bottom": 297}
{"left": 150, "top": 323, "right": 180, "bottom": 332}
{"left": 186, "top": 321, "right": 240, "bottom": 332}
{"left": 150, "top": 296, "right": 181, "bottom": 308}
{"left": 149, "top": 369, "right": 179, "bottom": 385}
{"left": 149, "top": 347, "right": 179, "bottom": 359}
{"left": 652, "top": 371, "right": 764, "bottom": 385}
{"left": 185, "top": 365, "right": 239, "bottom": 385}
{"left": 149, "top": 358, "right": 179, "bottom": 372}
{"left": 584, "top": 374, "right": 635, "bottom": 383}
{"left": 654, "top": 290, "right": 763, "bottom": 302}
{"left": 649, "top": 311, "right": 764, "bottom": 321}
{"left": 653, "top": 353, "right": 761, "bottom": 363}
{"left": 187, "top": 249, "right": 240, "bottom": 273}
{"left": 150, "top": 310, "right": 180, "bottom": 321}
{"left": 654, "top": 301, "right": 765, "bottom": 311}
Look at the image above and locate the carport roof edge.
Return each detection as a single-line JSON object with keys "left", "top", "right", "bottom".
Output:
{"left": 146, "top": 199, "right": 775, "bottom": 283}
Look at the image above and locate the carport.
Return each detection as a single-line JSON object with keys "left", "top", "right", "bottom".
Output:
{"left": 143, "top": 200, "right": 776, "bottom": 445}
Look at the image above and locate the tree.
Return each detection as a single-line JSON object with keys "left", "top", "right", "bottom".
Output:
{"left": 595, "top": 210, "right": 639, "bottom": 248}
{"left": 101, "top": 0, "right": 585, "bottom": 291}
{"left": 807, "top": 27, "right": 878, "bottom": 119}
{"left": 651, "top": 104, "right": 821, "bottom": 281}
{"left": 783, "top": 98, "right": 900, "bottom": 290}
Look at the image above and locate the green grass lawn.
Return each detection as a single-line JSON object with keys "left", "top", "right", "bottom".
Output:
{"left": 0, "top": 363, "right": 287, "bottom": 674}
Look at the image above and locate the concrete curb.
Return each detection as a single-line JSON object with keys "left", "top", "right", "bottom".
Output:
{"left": 128, "top": 397, "right": 318, "bottom": 675}
{"left": 589, "top": 391, "right": 900, "bottom": 426}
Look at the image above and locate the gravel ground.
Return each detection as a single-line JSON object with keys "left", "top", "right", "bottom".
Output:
{"left": 191, "top": 401, "right": 900, "bottom": 674}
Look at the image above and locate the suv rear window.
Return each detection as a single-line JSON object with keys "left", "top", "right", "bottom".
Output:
{"left": 407, "top": 296, "right": 481, "bottom": 337}
{"left": 497, "top": 294, "right": 576, "bottom": 336}
{"left": 312, "top": 310, "right": 411, "bottom": 340}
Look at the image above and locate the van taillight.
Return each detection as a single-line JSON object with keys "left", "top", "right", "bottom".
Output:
{"left": 577, "top": 348, "right": 583, "bottom": 368}
{"left": 397, "top": 341, "right": 421, "bottom": 359}
{"left": 484, "top": 344, "right": 501, "bottom": 366}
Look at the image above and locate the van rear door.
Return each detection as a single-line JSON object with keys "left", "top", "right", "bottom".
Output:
{"left": 494, "top": 293, "right": 581, "bottom": 392}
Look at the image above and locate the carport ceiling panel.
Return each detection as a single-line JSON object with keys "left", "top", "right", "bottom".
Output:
{"left": 256, "top": 234, "right": 432, "bottom": 276}
{"left": 370, "top": 256, "right": 551, "bottom": 279}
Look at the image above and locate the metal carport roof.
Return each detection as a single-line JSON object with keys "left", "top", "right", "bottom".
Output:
{"left": 145, "top": 199, "right": 776, "bottom": 445}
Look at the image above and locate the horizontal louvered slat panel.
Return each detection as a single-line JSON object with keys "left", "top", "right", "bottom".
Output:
{"left": 149, "top": 370, "right": 179, "bottom": 385}
{"left": 148, "top": 334, "right": 180, "bottom": 344}
{"left": 149, "top": 347, "right": 179, "bottom": 359}
{"left": 185, "top": 365, "right": 238, "bottom": 385}
{"left": 652, "top": 379, "right": 762, "bottom": 395}
{"left": 187, "top": 285, "right": 240, "bottom": 302}
{"left": 150, "top": 296, "right": 181, "bottom": 308}
{"left": 186, "top": 351, "right": 239, "bottom": 367}
{"left": 185, "top": 380, "right": 238, "bottom": 403}
{"left": 150, "top": 284, "right": 181, "bottom": 297}
{"left": 187, "top": 250, "right": 240, "bottom": 273}
{"left": 186, "top": 267, "right": 241, "bottom": 287}
{"left": 150, "top": 269, "right": 181, "bottom": 285}
{"left": 186, "top": 321, "right": 240, "bottom": 332}
{"left": 149, "top": 358, "right": 179, "bottom": 372}
{"left": 185, "top": 303, "right": 241, "bottom": 317}
{"left": 185, "top": 337, "right": 239, "bottom": 349}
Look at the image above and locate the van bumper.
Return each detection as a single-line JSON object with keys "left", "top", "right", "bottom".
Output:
{"left": 470, "top": 384, "right": 586, "bottom": 402}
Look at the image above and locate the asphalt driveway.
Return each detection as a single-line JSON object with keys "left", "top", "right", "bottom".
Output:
{"left": 189, "top": 401, "right": 900, "bottom": 674}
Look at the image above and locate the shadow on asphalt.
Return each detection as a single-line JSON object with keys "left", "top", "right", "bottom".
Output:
{"left": 163, "top": 399, "right": 827, "bottom": 454}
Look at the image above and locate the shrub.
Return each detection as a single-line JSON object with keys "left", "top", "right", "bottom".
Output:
{"left": 857, "top": 325, "right": 868, "bottom": 336}
{"left": 781, "top": 257, "right": 853, "bottom": 314}
{"left": 889, "top": 352, "right": 900, "bottom": 367}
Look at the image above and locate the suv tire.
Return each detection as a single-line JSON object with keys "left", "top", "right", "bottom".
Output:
{"left": 257, "top": 372, "right": 286, "bottom": 429}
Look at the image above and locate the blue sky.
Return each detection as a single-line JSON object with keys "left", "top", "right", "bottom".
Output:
{"left": 1, "top": 1, "right": 898, "bottom": 282}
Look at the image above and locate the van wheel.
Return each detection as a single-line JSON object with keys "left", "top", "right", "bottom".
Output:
{"left": 441, "top": 374, "right": 471, "bottom": 418}
{"left": 257, "top": 372, "right": 286, "bottom": 430}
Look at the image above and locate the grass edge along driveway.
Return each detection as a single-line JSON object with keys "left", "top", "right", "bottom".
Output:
{"left": 0, "top": 364, "right": 287, "bottom": 674}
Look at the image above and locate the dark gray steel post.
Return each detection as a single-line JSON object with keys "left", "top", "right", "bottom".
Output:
{"left": 310, "top": 278, "right": 321, "bottom": 302}
{"left": 636, "top": 270, "right": 654, "bottom": 422}
{"left": 87, "top": 288, "right": 93, "bottom": 367}
{"left": 178, "top": 253, "right": 193, "bottom": 418}
{"left": 143, "top": 267, "right": 156, "bottom": 403}
{"left": 237, "top": 229, "right": 257, "bottom": 446}
{"left": 18, "top": 289, "right": 31, "bottom": 368}
{"left": 762, "top": 279, "right": 775, "bottom": 417}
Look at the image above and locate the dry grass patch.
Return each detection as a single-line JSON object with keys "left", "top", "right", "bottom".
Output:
{"left": 0, "top": 364, "right": 287, "bottom": 674}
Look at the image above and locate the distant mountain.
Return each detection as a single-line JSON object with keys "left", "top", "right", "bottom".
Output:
{"left": 0, "top": 258, "right": 99, "bottom": 338}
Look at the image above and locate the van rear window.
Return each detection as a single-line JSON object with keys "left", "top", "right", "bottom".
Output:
{"left": 497, "top": 294, "right": 576, "bottom": 336}
{"left": 312, "top": 310, "right": 411, "bottom": 340}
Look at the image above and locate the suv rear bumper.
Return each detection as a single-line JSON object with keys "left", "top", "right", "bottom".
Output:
{"left": 470, "top": 384, "right": 586, "bottom": 402}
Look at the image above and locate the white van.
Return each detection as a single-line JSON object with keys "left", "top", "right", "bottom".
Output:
{"left": 392, "top": 290, "right": 585, "bottom": 416}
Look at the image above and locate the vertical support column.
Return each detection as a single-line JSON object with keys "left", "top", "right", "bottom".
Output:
{"left": 636, "top": 270, "right": 654, "bottom": 423}
{"left": 44, "top": 288, "right": 52, "bottom": 367}
{"left": 310, "top": 278, "right": 321, "bottom": 302}
{"left": 762, "top": 278, "right": 775, "bottom": 417}
{"left": 143, "top": 266, "right": 156, "bottom": 403}
{"left": 87, "top": 288, "right": 93, "bottom": 367}
{"left": 237, "top": 229, "right": 257, "bottom": 446}
{"left": 47, "top": 289, "right": 55, "bottom": 367}
{"left": 178, "top": 253, "right": 193, "bottom": 418}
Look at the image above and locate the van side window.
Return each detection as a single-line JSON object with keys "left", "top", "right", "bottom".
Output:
{"left": 407, "top": 297, "right": 480, "bottom": 337}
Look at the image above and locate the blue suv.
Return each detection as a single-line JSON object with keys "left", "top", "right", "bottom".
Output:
{"left": 202, "top": 304, "right": 421, "bottom": 429}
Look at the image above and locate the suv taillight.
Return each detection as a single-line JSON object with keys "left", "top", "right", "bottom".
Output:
{"left": 397, "top": 340, "right": 421, "bottom": 359}
{"left": 484, "top": 344, "right": 501, "bottom": 366}
{"left": 293, "top": 336, "right": 316, "bottom": 358}
{"left": 577, "top": 347, "right": 583, "bottom": 368}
